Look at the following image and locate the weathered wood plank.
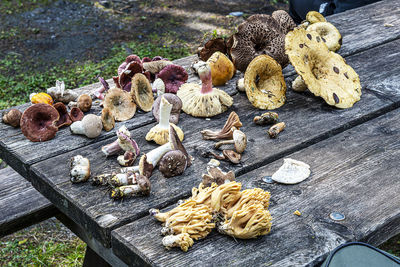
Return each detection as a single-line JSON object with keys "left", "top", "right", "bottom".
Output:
{"left": 111, "top": 107, "right": 400, "bottom": 267}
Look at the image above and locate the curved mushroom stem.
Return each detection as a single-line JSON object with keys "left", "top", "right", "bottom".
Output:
{"left": 214, "top": 139, "right": 234, "bottom": 150}
{"left": 198, "top": 64, "right": 213, "bottom": 94}
{"left": 102, "top": 139, "right": 123, "bottom": 156}
{"left": 159, "top": 97, "right": 173, "bottom": 129}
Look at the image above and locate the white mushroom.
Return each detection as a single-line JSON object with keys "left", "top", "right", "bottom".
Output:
{"left": 271, "top": 158, "right": 311, "bottom": 184}
{"left": 70, "top": 114, "right": 103, "bottom": 138}
{"left": 70, "top": 155, "right": 90, "bottom": 183}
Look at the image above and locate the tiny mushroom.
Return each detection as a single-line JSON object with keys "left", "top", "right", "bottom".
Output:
{"left": 215, "top": 129, "right": 247, "bottom": 154}
{"left": 152, "top": 78, "right": 165, "bottom": 97}
{"left": 101, "top": 107, "right": 115, "bottom": 132}
{"left": 20, "top": 103, "right": 59, "bottom": 142}
{"left": 177, "top": 63, "right": 233, "bottom": 118}
{"left": 47, "top": 80, "right": 78, "bottom": 104}
{"left": 156, "top": 64, "right": 188, "bottom": 94}
{"left": 197, "top": 38, "right": 228, "bottom": 61}
{"left": 291, "top": 76, "right": 308, "bottom": 92}
{"left": 77, "top": 94, "right": 92, "bottom": 112}
{"left": 53, "top": 102, "right": 72, "bottom": 128}
{"left": 110, "top": 174, "right": 151, "bottom": 199}
{"left": 159, "top": 150, "right": 188, "bottom": 178}
{"left": 103, "top": 88, "right": 136, "bottom": 121}
{"left": 70, "top": 114, "right": 103, "bottom": 138}
{"left": 2, "top": 109, "right": 22, "bottom": 127}
{"left": 207, "top": 52, "right": 235, "bottom": 86}
{"left": 152, "top": 93, "right": 182, "bottom": 124}
{"left": 201, "top": 111, "right": 242, "bottom": 140}
{"left": 146, "top": 96, "right": 184, "bottom": 145}
{"left": 70, "top": 107, "right": 84, "bottom": 122}
{"left": 253, "top": 112, "right": 279, "bottom": 125}
{"left": 236, "top": 77, "right": 245, "bottom": 92}
{"left": 130, "top": 73, "right": 154, "bottom": 112}
{"left": 268, "top": 122, "right": 285, "bottom": 138}
{"left": 70, "top": 155, "right": 91, "bottom": 183}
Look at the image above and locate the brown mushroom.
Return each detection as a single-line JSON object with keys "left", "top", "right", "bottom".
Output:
{"left": 2, "top": 109, "right": 22, "bottom": 127}
{"left": 215, "top": 129, "right": 247, "bottom": 153}
{"left": 77, "top": 94, "right": 92, "bottom": 112}
{"left": 202, "top": 162, "right": 235, "bottom": 186}
{"left": 159, "top": 150, "right": 188, "bottom": 178}
{"left": 222, "top": 150, "right": 241, "bottom": 164}
{"left": 53, "top": 102, "right": 72, "bottom": 128}
{"left": 101, "top": 107, "right": 115, "bottom": 132}
{"left": 253, "top": 112, "right": 279, "bottom": 125}
{"left": 197, "top": 38, "right": 228, "bottom": 61}
{"left": 70, "top": 107, "right": 84, "bottom": 122}
{"left": 152, "top": 93, "right": 182, "bottom": 125}
{"left": 130, "top": 73, "right": 154, "bottom": 112}
{"left": 20, "top": 103, "right": 59, "bottom": 142}
{"left": 201, "top": 111, "right": 242, "bottom": 140}
{"left": 103, "top": 88, "right": 136, "bottom": 121}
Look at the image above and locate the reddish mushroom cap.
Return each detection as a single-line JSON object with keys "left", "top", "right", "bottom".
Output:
{"left": 70, "top": 107, "right": 84, "bottom": 122}
{"left": 142, "top": 57, "right": 152, "bottom": 63}
{"left": 20, "top": 103, "right": 59, "bottom": 142}
{"left": 119, "top": 61, "right": 144, "bottom": 92}
{"left": 156, "top": 64, "right": 188, "bottom": 94}
{"left": 54, "top": 102, "right": 72, "bottom": 128}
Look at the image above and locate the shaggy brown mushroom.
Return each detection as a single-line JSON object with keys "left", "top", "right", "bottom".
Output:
{"left": 103, "top": 88, "right": 136, "bottom": 121}
{"left": 285, "top": 28, "right": 362, "bottom": 108}
{"left": 2, "top": 109, "right": 22, "bottom": 127}
{"left": 131, "top": 73, "right": 154, "bottom": 112}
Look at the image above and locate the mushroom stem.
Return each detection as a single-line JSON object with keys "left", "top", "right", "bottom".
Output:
{"left": 146, "top": 142, "right": 173, "bottom": 166}
{"left": 101, "top": 139, "right": 123, "bottom": 156}
{"left": 159, "top": 96, "right": 173, "bottom": 129}
{"left": 198, "top": 64, "right": 213, "bottom": 94}
{"left": 214, "top": 140, "right": 234, "bottom": 150}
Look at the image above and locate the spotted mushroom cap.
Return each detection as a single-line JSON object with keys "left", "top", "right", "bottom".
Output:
{"left": 285, "top": 28, "right": 362, "bottom": 108}
{"left": 103, "top": 88, "right": 137, "bottom": 121}
{"left": 244, "top": 55, "right": 286, "bottom": 110}
{"left": 307, "top": 22, "right": 342, "bottom": 52}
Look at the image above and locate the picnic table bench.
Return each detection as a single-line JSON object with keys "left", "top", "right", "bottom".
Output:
{"left": 1, "top": 0, "right": 399, "bottom": 265}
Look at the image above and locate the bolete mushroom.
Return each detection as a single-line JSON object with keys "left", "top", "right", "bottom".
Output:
{"left": 130, "top": 73, "right": 154, "bottom": 112}
{"left": 201, "top": 111, "right": 242, "bottom": 140}
{"left": 207, "top": 52, "right": 235, "bottom": 86}
{"left": 103, "top": 88, "right": 136, "bottom": 121}
{"left": 177, "top": 63, "right": 233, "bottom": 118}
{"left": 2, "top": 109, "right": 22, "bottom": 127}
{"left": 53, "top": 102, "right": 72, "bottom": 128}
{"left": 70, "top": 114, "right": 103, "bottom": 138}
{"left": 285, "top": 27, "right": 362, "bottom": 108}
{"left": 159, "top": 150, "right": 188, "bottom": 178}
{"left": 70, "top": 107, "right": 84, "bottom": 122}
{"left": 156, "top": 64, "right": 188, "bottom": 94}
{"left": 101, "top": 107, "right": 115, "bottom": 132}
{"left": 110, "top": 174, "right": 151, "bottom": 199}
{"left": 101, "top": 125, "right": 140, "bottom": 159}
{"left": 215, "top": 129, "right": 247, "bottom": 154}
{"left": 20, "top": 103, "right": 59, "bottom": 142}
{"left": 152, "top": 93, "right": 182, "bottom": 124}
{"left": 244, "top": 55, "right": 286, "bottom": 110}
{"left": 146, "top": 96, "right": 184, "bottom": 145}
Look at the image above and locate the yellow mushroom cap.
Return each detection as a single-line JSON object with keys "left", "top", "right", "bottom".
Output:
{"left": 244, "top": 55, "right": 286, "bottom": 110}
{"left": 207, "top": 52, "right": 235, "bottom": 86}
{"left": 103, "top": 88, "right": 136, "bottom": 121}
{"left": 145, "top": 123, "right": 184, "bottom": 145}
{"left": 285, "top": 28, "right": 362, "bottom": 108}
{"left": 307, "top": 22, "right": 342, "bottom": 52}
{"left": 130, "top": 73, "right": 154, "bottom": 112}
{"left": 306, "top": 11, "right": 327, "bottom": 24}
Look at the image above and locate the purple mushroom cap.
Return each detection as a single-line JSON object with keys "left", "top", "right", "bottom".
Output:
{"left": 118, "top": 61, "right": 143, "bottom": 91}
{"left": 142, "top": 57, "right": 152, "bottom": 63}
{"left": 156, "top": 64, "right": 188, "bottom": 94}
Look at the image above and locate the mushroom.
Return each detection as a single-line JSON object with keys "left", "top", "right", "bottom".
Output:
{"left": 152, "top": 78, "right": 165, "bottom": 97}
{"left": 253, "top": 112, "right": 279, "bottom": 125}
{"left": 229, "top": 11, "right": 296, "bottom": 72}
{"left": 2, "top": 109, "right": 22, "bottom": 127}
{"left": 20, "top": 103, "right": 59, "bottom": 142}
{"left": 177, "top": 63, "right": 233, "bottom": 118}
{"left": 225, "top": 188, "right": 270, "bottom": 218}
{"left": 236, "top": 78, "right": 245, "bottom": 92}
{"left": 306, "top": 11, "right": 326, "bottom": 24}
{"left": 103, "top": 88, "right": 136, "bottom": 121}
{"left": 152, "top": 93, "right": 182, "bottom": 125}
{"left": 271, "top": 158, "right": 311, "bottom": 184}
{"left": 207, "top": 52, "right": 235, "bottom": 86}
{"left": 146, "top": 96, "right": 184, "bottom": 145}
{"left": 159, "top": 150, "right": 188, "bottom": 178}
{"left": 70, "top": 114, "right": 103, "bottom": 138}
{"left": 291, "top": 76, "right": 308, "bottom": 92}
{"left": 197, "top": 38, "right": 228, "bottom": 61}
{"left": 30, "top": 92, "right": 54, "bottom": 105}
{"left": 118, "top": 57, "right": 144, "bottom": 92}
{"left": 53, "top": 102, "right": 72, "bottom": 128}
{"left": 244, "top": 55, "right": 286, "bottom": 110}
{"left": 118, "top": 151, "right": 137, "bottom": 167}
{"left": 143, "top": 60, "right": 173, "bottom": 75}
{"left": 130, "top": 73, "right": 154, "bottom": 112}
{"left": 70, "top": 155, "right": 90, "bottom": 183}
{"left": 156, "top": 64, "right": 188, "bottom": 94}
{"left": 118, "top": 55, "right": 142, "bottom": 75}
{"left": 101, "top": 107, "right": 115, "bottom": 132}
{"left": 77, "top": 94, "right": 92, "bottom": 112}
{"left": 101, "top": 125, "right": 140, "bottom": 161}
{"left": 215, "top": 129, "right": 247, "bottom": 154}
{"left": 268, "top": 122, "right": 285, "bottom": 138}
{"left": 210, "top": 181, "right": 242, "bottom": 214}
{"left": 307, "top": 22, "right": 342, "bottom": 52}
{"left": 285, "top": 27, "right": 362, "bottom": 108}
{"left": 70, "top": 107, "right": 84, "bottom": 122}
{"left": 201, "top": 111, "right": 242, "bottom": 140}
{"left": 222, "top": 150, "right": 241, "bottom": 164}
{"left": 110, "top": 174, "right": 151, "bottom": 199}
{"left": 47, "top": 80, "right": 78, "bottom": 104}
{"left": 162, "top": 233, "right": 194, "bottom": 252}
{"left": 92, "top": 77, "right": 110, "bottom": 100}
{"left": 202, "top": 161, "right": 235, "bottom": 187}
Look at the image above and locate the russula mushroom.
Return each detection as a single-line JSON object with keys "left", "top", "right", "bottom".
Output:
{"left": 152, "top": 93, "right": 182, "bottom": 125}
{"left": 146, "top": 96, "right": 184, "bottom": 145}
{"left": 162, "top": 233, "right": 194, "bottom": 252}
{"left": 177, "top": 63, "right": 233, "bottom": 118}
{"left": 70, "top": 155, "right": 90, "bottom": 183}
{"left": 268, "top": 122, "right": 285, "bottom": 138}
{"left": 156, "top": 64, "right": 188, "bottom": 94}
{"left": 47, "top": 80, "right": 78, "bottom": 104}
{"left": 159, "top": 150, "right": 188, "bottom": 178}
{"left": 2, "top": 109, "right": 22, "bottom": 127}
{"left": 118, "top": 55, "right": 142, "bottom": 75}
{"left": 291, "top": 76, "right": 308, "bottom": 92}
{"left": 229, "top": 11, "right": 296, "bottom": 72}
{"left": 244, "top": 55, "right": 286, "bottom": 110}
{"left": 130, "top": 73, "right": 154, "bottom": 112}
{"left": 110, "top": 174, "right": 151, "bottom": 199}
{"left": 93, "top": 77, "right": 110, "bottom": 100}
{"left": 253, "top": 112, "right": 279, "bottom": 125}
{"left": 202, "top": 161, "right": 235, "bottom": 186}
{"left": 101, "top": 107, "right": 115, "bottom": 132}
{"left": 215, "top": 129, "right": 247, "bottom": 154}
{"left": 103, "top": 88, "right": 136, "bottom": 121}
{"left": 201, "top": 111, "right": 242, "bottom": 140}
{"left": 70, "top": 114, "right": 103, "bottom": 138}
{"left": 152, "top": 78, "right": 165, "bottom": 97}
{"left": 285, "top": 27, "right": 362, "bottom": 108}
{"left": 70, "top": 107, "right": 84, "bottom": 122}
{"left": 143, "top": 60, "right": 173, "bottom": 75}
{"left": 77, "top": 94, "right": 92, "bottom": 112}
{"left": 53, "top": 102, "right": 72, "bottom": 128}
{"left": 197, "top": 38, "right": 228, "bottom": 61}
{"left": 20, "top": 103, "right": 59, "bottom": 142}
{"left": 307, "top": 22, "right": 342, "bottom": 52}
{"left": 118, "top": 59, "right": 144, "bottom": 92}
{"left": 207, "top": 52, "right": 235, "bottom": 86}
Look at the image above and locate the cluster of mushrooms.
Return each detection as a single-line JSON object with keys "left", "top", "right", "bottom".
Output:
{"left": 150, "top": 160, "right": 272, "bottom": 252}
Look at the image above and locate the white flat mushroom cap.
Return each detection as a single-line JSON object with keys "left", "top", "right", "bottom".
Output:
{"left": 271, "top": 158, "right": 311, "bottom": 184}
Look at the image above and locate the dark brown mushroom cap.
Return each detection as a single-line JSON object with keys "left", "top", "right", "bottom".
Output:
{"left": 229, "top": 11, "right": 295, "bottom": 72}
{"left": 101, "top": 107, "right": 115, "bottom": 131}
{"left": 170, "top": 125, "right": 191, "bottom": 167}
{"left": 136, "top": 174, "right": 151, "bottom": 195}
{"left": 20, "top": 103, "right": 59, "bottom": 142}
{"left": 77, "top": 94, "right": 92, "bottom": 112}
{"left": 2, "top": 109, "right": 22, "bottom": 127}
{"left": 159, "top": 150, "right": 187, "bottom": 178}
{"left": 70, "top": 107, "right": 84, "bottom": 122}
{"left": 119, "top": 61, "right": 144, "bottom": 92}
{"left": 152, "top": 93, "right": 182, "bottom": 124}
{"left": 139, "top": 154, "right": 154, "bottom": 178}
{"left": 131, "top": 73, "right": 154, "bottom": 112}
{"left": 271, "top": 10, "right": 297, "bottom": 34}
{"left": 156, "top": 64, "right": 188, "bottom": 94}
{"left": 53, "top": 102, "right": 72, "bottom": 128}
{"left": 198, "top": 38, "right": 228, "bottom": 61}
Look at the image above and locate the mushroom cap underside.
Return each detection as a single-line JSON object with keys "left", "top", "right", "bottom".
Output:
{"left": 104, "top": 88, "right": 137, "bottom": 121}
{"left": 131, "top": 73, "right": 154, "bottom": 112}
{"left": 285, "top": 28, "right": 361, "bottom": 108}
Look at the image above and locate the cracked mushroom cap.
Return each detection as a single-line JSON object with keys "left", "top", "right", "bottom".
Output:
{"left": 152, "top": 93, "right": 182, "bottom": 124}
{"left": 307, "top": 22, "right": 342, "bottom": 52}
{"left": 207, "top": 52, "right": 235, "bottom": 86}
{"left": 229, "top": 11, "right": 295, "bottom": 72}
{"left": 20, "top": 103, "right": 59, "bottom": 142}
{"left": 244, "top": 55, "right": 286, "bottom": 110}
{"left": 103, "top": 88, "right": 137, "bottom": 121}
{"left": 198, "top": 38, "right": 228, "bottom": 61}
{"left": 156, "top": 64, "right": 188, "bottom": 94}
{"left": 285, "top": 28, "right": 362, "bottom": 108}
{"left": 130, "top": 73, "right": 154, "bottom": 112}
{"left": 53, "top": 102, "right": 72, "bottom": 128}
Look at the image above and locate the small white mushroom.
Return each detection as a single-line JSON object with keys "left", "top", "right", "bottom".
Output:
{"left": 236, "top": 78, "right": 245, "bottom": 92}
{"left": 153, "top": 78, "right": 165, "bottom": 97}
{"left": 70, "top": 114, "right": 103, "bottom": 138}
{"left": 271, "top": 158, "right": 311, "bottom": 184}
{"left": 70, "top": 155, "right": 90, "bottom": 183}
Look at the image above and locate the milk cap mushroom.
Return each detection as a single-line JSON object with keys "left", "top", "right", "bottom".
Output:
{"left": 53, "top": 102, "right": 72, "bottom": 128}
{"left": 20, "top": 103, "right": 59, "bottom": 142}
{"left": 152, "top": 93, "right": 182, "bottom": 124}
{"left": 244, "top": 55, "right": 286, "bottom": 110}
{"left": 70, "top": 114, "right": 103, "bottom": 138}
{"left": 70, "top": 107, "right": 84, "bottom": 122}
{"left": 159, "top": 150, "right": 188, "bottom": 178}
{"left": 77, "top": 94, "right": 92, "bottom": 112}
{"left": 156, "top": 64, "right": 188, "bottom": 94}
{"left": 215, "top": 129, "right": 247, "bottom": 154}
{"left": 177, "top": 63, "right": 233, "bottom": 118}
{"left": 285, "top": 28, "right": 362, "bottom": 108}
{"left": 2, "top": 109, "right": 22, "bottom": 127}
{"left": 101, "top": 107, "right": 115, "bottom": 132}
{"left": 207, "top": 52, "right": 235, "bottom": 86}
{"left": 130, "top": 73, "right": 154, "bottom": 112}
{"left": 103, "top": 88, "right": 136, "bottom": 121}
{"left": 307, "top": 22, "right": 342, "bottom": 52}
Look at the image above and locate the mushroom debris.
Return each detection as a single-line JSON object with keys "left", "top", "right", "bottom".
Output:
{"left": 156, "top": 64, "right": 188, "bottom": 94}
{"left": 285, "top": 27, "right": 362, "bottom": 108}
{"left": 2, "top": 109, "right": 22, "bottom": 128}
{"left": 244, "top": 55, "right": 287, "bottom": 110}
{"left": 70, "top": 155, "right": 90, "bottom": 183}
{"left": 177, "top": 63, "right": 233, "bottom": 118}
{"left": 152, "top": 93, "right": 182, "bottom": 125}
{"left": 202, "top": 159, "right": 235, "bottom": 187}
{"left": 253, "top": 112, "right": 279, "bottom": 126}
{"left": 110, "top": 174, "right": 151, "bottom": 199}
{"left": 146, "top": 96, "right": 184, "bottom": 145}
{"left": 268, "top": 122, "right": 285, "bottom": 138}
{"left": 271, "top": 158, "right": 311, "bottom": 184}
{"left": 103, "top": 88, "right": 136, "bottom": 121}
{"left": 47, "top": 80, "right": 78, "bottom": 104}
{"left": 201, "top": 111, "right": 242, "bottom": 140}
{"left": 70, "top": 114, "right": 103, "bottom": 138}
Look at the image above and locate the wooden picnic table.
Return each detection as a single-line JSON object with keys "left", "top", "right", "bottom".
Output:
{"left": 1, "top": 0, "right": 400, "bottom": 266}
